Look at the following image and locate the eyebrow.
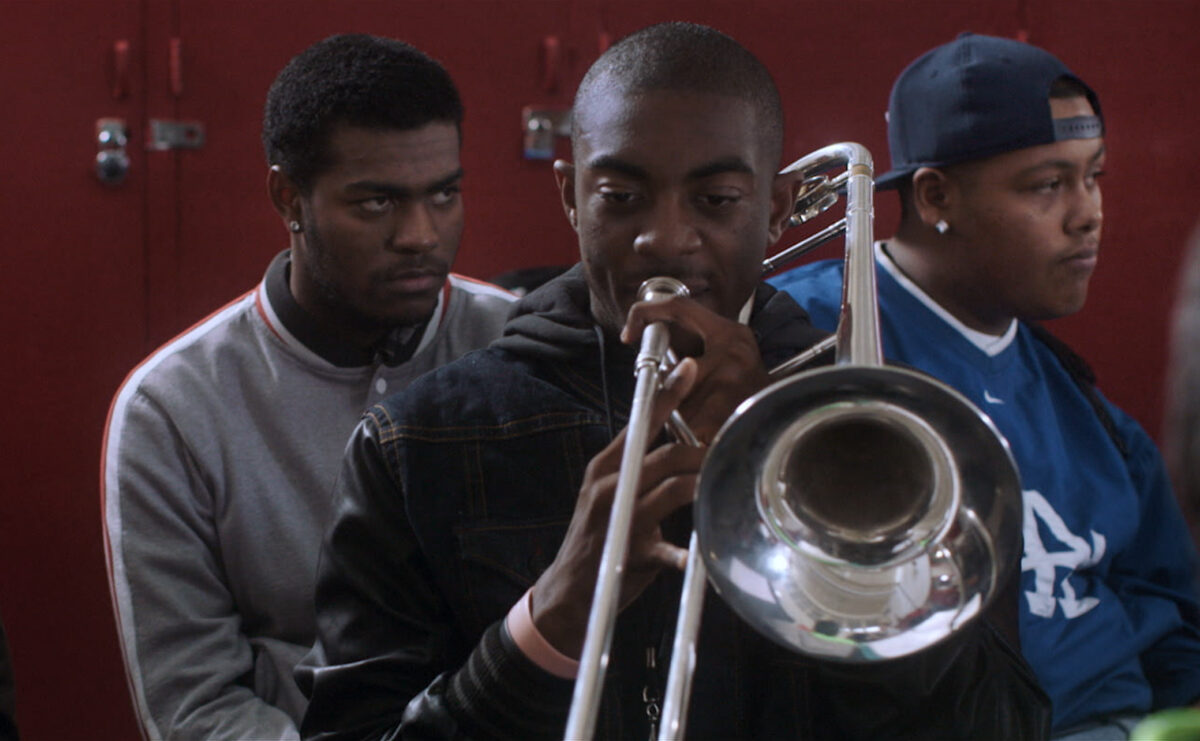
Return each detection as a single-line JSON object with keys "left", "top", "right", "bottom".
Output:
{"left": 585, "top": 154, "right": 754, "bottom": 181}
{"left": 688, "top": 157, "right": 755, "bottom": 180}
{"left": 345, "top": 168, "right": 465, "bottom": 197}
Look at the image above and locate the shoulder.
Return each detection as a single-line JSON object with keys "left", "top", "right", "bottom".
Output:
{"left": 766, "top": 259, "right": 844, "bottom": 334}
{"left": 429, "top": 275, "right": 517, "bottom": 350}
{"left": 1090, "top": 385, "right": 1161, "bottom": 462}
{"left": 111, "top": 291, "right": 258, "bottom": 411}
{"left": 767, "top": 258, "right": 844, "bottom": 292}
{"left": 377, "top": 346, "right": 519, "bottom": 413}
{"left": 373, "top": 344, "right": 577, "bottom": 435}
{"left": 447, "top": 273, "right": 517, "bottom": 321}
{"left": 448, "top": 273, "right": 518, "bottom": 306}
{"left": 1019, "top": 323, "right": 1154, "bottom": 460}
{"left": 767, "top": 258, "right": 845, "bottom": 311}
{"left": 103, "top": 291, "right": 261, "bottom": 488}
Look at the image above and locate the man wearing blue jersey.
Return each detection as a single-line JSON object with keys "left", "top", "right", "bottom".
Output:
{"left": 771, "top": 33, "right": 1200, "bottom": 740}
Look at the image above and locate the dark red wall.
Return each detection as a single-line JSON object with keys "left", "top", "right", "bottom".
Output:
{"left": 1, "top": 1, "right": 1197, "bottom": 738}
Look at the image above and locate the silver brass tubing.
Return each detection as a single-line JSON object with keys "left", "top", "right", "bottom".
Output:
{"left": 564, "top": 277, "right": 689, "bottom": 740}
{"left": 571, "top": 143, "right": 1021, "bottom": 739}
{"left": 768, "top": 334, "right": 837, "bottom": 378}
{"left": 760, "top": 218, "right": 846, "bottom": 274}
{"left": 658, "top": 352, "right": 703, "bottom": 740}
{"left": 836, "top": 149, "right": 882, "bottom": 368}
{"left": 693, "top": 140, "right": 1021, "bottom": 672}
{"left": 778, "top": 142, "right": 879, "bottom": 368}
{"left": 663, "top": 350, "right": 702, "bottom": 447}
{"left": 657, "top": 531, "right": 707, "bottom": 740}
{"left": 658, "top": 143, "right": 880, "bottom": 738}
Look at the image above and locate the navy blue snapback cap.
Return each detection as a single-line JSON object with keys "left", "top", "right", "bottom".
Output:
{"left": 876, "top": 33, "right": 1103, "bottom": 190}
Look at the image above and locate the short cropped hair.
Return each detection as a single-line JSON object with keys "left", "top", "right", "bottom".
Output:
{"left": 572, "top": 22, "right": 784, "bottom": 166}
{"left": 262, "top": 34, "right": 463, "bottom": 192}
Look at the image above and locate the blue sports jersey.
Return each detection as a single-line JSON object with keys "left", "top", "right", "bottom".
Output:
{"left": 770, "top": 247, "right": 1200, "bottom": 732}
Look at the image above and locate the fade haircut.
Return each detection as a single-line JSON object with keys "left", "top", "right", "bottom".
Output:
{"left": 262, "top": 33, "right": 463, "bottom": 192}
{"left": 572, "top": 22, "right": 784, "bottom": 167}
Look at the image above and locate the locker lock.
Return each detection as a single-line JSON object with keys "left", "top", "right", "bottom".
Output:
{"left": 95, "top": 118, "right": 130, "bottom": 186}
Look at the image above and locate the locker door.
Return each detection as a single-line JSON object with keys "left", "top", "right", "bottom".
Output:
{"left": 0, "top": 2, "right": 147, "bottom": 739}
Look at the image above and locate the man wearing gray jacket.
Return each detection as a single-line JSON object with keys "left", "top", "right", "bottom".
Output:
{"left": 101, "top": 35, "right": 514, "bottom": 740}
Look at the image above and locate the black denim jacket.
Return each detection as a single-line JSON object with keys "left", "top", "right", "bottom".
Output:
{"left": 297, "top": 265, "right": 1049, "bottom": 740}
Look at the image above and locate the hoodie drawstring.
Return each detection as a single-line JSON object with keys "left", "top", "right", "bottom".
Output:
{"left": 594, "top": 324, "right": 617, "bottom": 440}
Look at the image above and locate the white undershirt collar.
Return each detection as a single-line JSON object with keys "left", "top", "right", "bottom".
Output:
{"left": 876, "top": 242, "right": 1017, "bottom": 357}
{"left": 738, "top": 293, "right": 754, "bottom": 325}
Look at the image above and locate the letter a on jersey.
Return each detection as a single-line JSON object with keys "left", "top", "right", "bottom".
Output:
{"left": 1021, "top": 489, "right": 1106, "bottom": 619}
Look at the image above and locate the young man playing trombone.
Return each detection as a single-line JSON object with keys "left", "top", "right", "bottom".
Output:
{"left": 771, "top": 33, "right": 1200, "bottom": 740}
{"left": 298, "top": 23, "right": 1048, "bottom": 739}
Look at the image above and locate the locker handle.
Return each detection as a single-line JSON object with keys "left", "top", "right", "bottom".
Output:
{"left": 540, "top": 35, "right": 561, "bottom": 93}
{"left": 169, "top": 37, "right": 183, "bottom": 97}
{"left": 112, "top": 39, "right": 130, "bottom": 100}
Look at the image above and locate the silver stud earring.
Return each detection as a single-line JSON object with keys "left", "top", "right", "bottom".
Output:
{"left": 935, "top": 219, "right": 950, "bottom": 235}
{"left": 289, "top": 220, "right": 303, "bottom": 234}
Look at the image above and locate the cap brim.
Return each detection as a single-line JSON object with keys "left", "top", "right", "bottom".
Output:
{"left": 873, "top": 167, "right": 912, "bottom": 191}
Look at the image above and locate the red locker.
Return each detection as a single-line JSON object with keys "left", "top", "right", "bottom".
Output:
{"left": 1, "top": 2, "right": 1197, "bottom": 737}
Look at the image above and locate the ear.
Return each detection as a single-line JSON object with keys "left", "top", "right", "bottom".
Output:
{"left": 766, "top": 169, "right": 803, "bottom": 245}
{"left": 910, "top": 167, "right": 953, "bottom": 230}
{"left": 267, "top": 165, "right": 303, "bottom": 225}
{"left": 552, "top": 159, "right": 578, "bottom": 231}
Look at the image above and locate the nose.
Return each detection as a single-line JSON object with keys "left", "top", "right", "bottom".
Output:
{"left": 632, "top": 196, "right": 701, "bottom": 259}
{"left": 1068, "top": 179, "right": 1103, "bottom": 236}
{"left": 390, "top": 201, "right": 439, "bottom": 253}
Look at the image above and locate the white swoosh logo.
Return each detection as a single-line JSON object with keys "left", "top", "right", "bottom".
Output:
{"left": 984, "top": 390, "right": 1004, "bottom": 405}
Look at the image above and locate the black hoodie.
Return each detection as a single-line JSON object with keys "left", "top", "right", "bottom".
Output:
{"left": 299, "top": 264, "right": 1050, "bottom": 741}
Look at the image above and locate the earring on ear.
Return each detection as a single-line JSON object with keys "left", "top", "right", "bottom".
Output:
{"left": 289, "top": 220, "right": 303, "bottom": 234}
{"left": 935, "top": 219, "right": 950, "bottom": 235}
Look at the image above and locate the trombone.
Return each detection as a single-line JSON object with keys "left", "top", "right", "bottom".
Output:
{"left": 565, "top": 143, "right": 1023, "bottom": 741}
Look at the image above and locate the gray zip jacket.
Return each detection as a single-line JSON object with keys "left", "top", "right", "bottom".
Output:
{"left": 102, "top": 251, "right": 514, "bottom": 740}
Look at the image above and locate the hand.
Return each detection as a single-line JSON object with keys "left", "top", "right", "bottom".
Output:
{"left": 530, "top": 358, "right": 704, "bottom": 659}
{"left": 622, "top": 294, "right": 772, "bottom": 443}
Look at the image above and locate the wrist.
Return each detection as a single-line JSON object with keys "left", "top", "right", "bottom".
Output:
{"left": 530, "top": 577, "right": 588, "bottom": 659}
{"left": 507, "top": 588, "right": 580, "bottom": 678}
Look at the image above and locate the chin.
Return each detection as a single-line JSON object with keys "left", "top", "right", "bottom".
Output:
{"left": 1061, "top": 288, "right": 1091, "bottom": 317}
{"left": 1034, "top": 297, "right": 1088, "bottom": 321}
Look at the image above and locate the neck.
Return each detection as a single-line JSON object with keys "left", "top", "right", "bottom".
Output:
{"left": 286, "top": 258, "right": 396, "bottom": 353}
{"left": 883, "top": 230, "right": 1012, "bottom": 336}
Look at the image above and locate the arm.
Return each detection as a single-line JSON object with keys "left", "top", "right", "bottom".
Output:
{"left": 533, "top": 295, "right": 767, "bottom": 655}
{"left": 1105, "top": 401, "right": 1200, "bottom": 709}
{"left": 302, "top": 298, "right": 757, "bottom": 739}
{"left": 297, "top": 415, "right": 579, "bottom": 741}
{"left": 103, "top": 389, "right": 299, "bottom": 740}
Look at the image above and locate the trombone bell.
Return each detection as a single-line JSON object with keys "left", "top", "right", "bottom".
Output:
{"left": 695, "top": 364, "right": 1021, "bottom": 661}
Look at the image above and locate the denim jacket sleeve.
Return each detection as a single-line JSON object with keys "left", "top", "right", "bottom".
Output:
{"left": 297, "top": 414, "right": 575, "bottom": 741}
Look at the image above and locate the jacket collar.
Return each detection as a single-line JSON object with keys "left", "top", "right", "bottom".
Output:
{"left": 261, "top": 250, "right": 434, "bottom": 368}
{"left": 492, "top": 262, "right": 827, "bottom": 373}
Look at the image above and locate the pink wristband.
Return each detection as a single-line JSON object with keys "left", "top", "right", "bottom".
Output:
{"left": 505, "top": 587, "right": 580, "bottom": 679}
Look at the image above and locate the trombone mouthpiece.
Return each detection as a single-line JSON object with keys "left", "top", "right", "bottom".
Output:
{"left": 632, "top": 277, "right": 688, "bottom": 376}
{"left": 637, "top": 276, "right": 690, "bottom": 303}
